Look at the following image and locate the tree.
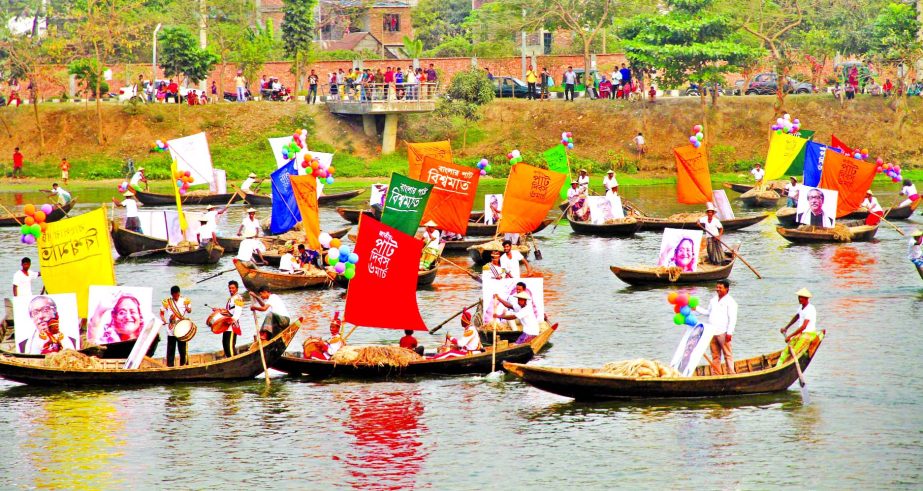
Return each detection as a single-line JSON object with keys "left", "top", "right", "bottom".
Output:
{"left": 232, "top": 20, "right": 277, "bottom": 94}
{"left": 282, "top": 0, "right": 317, "bottom": 97}
{"left": 437, "top": 68, "right": 494, "bottom": 151}
{"left": 425, "top": 36, "right": 473, "bottom": 58}
{"left": 869, "top": 2, "right": 922, "bottom": 136}
{"left": 205, "top": 0, "right": 253, "bottom": 102}
{"left": 68, "top": 58, "right": 109, "bottom": 97}
{"left": 740, "top": 0, "right": 805, "bottom": 114}
{"left": 412, "top": 0, "right": 471, "bottom": 49}
{"left": 401, "top": 36, "right": 424, "bottom": 59}
{"left": 159, "top": 26, "right": 218, "bottom": 84}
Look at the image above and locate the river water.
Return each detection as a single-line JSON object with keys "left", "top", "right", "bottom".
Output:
{"left": 0, "top": 182, "right": 920, "bottom": 489}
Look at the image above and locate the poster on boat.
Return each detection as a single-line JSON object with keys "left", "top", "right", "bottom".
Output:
{"left": 711, "top": 190, "right": 734, "bottom": 220}
{"left": 795, "top": 186, "right": 837, "bottom": 228}
{"left": 138, "top": 210, "right": 201, "bottom": 245}
{"left": 369, "top": 183, "right": 389, "bottom": 207}
{"left": 86, "top": 286, "right": 154, "bottom": 346}
{"left": 484, "top": 194, "right": 503, "bottom": 225}
{"left": 13, "top": 293, "right": 80, "bottom": 355}
{"left": 657, "top": 228, "right": 703, "bottom": 272}
{"left": 481, "top": 277, "right": 544, "bottom": 327}
{"left": 584, "top": 196, "right": 623, "bottom": 224}
{"left": 670, "top": 322, "right": 716, "bottom": 377}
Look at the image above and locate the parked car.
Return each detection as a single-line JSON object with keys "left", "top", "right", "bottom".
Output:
{"left": 491, "top": 76, "right": 533, "bottom": 98}
{"left": 744, "top": 73, "right": 815, "bottom": 95}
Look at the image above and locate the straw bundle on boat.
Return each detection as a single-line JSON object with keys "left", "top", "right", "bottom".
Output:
{"left": 603, "top": 217, "right": 639, "bottom": 225}
{"left": 740, "top": 188, "right": 780, "bottom": 200}
{"left": 651, "top": 266, "right": 683, "bottom": 281}
{"left": 796, "top": 224, "right": 852, "bottom": 241}
{"left": 43, "top": 350, "right": 104, "bottom": 369}
{"left": 167, "top": 240, "right": 199, "bottom": 253}
{"left": 599, "top": 359, "right": 681, "bottom": 378}
{"left": 666, "top": 212, "right": 706, "bottom": 221}
{"left": 332, "top": 345, "right": 423, "bottom": 368}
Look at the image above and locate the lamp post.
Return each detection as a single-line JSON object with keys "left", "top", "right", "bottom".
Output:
{"left": 521, "top": 8, "right": 526, "bottom": 81}
{"left": 152, "top": 23, "right": 162, "bottom": 87}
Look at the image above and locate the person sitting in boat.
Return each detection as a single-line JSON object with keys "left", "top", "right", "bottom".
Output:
{"left": 418, "top": 220, "right": 441, "bottom": 270}
{"left": 196, "top": 216, "right": 217, "bottom": 247}
{"left": 237, "top": 238, "right": 268, "bottom": 266}
{"left": 306, "top": 312, "right": 345, "bottom": 360}
{"left": 697, "top": 203, "right": 724, "bottom": 264}
{"left": 784, "top": 177, "right": 799, "bottom": 207}
{"left": 750, "top": 163, "right": 765, "bottom": 191}
{"left": 908, "top": 230, "right": 923, "bottom": 268}
{"left": 250, "top": 286, "right": 290, "bottom": 340}
{"left": 566, "top": 180, "right": 582, "bottom": 204}
{"left": 500, "top": 239, "right": 533, "bottom": 278}
{"left": 240, "top": 173, "right": 263, "bottom": 195}
{"left": 429, "top": 310, "right": 482, "bottom": 359}
{"left": 492, "top": 292, "right": 541, "bottom": 344}
{"left": 297, "top": 243, "right": 322, "bottom": 270}
{"left": 42, "top": 183, "right": 72, "bottom": 206}
{"left": 778, "top": 288, "right": 818, "bottom": 365}
{"left": 899, "top": 178, "right": 919, "bottom": 208}
{"left": 112, "top": 191, "right": 142, "bottom": 233}
{"left": 129, "top": 167, "right": 148, "bottom": 191}
{"left": 237, "top": 208, "right": 263, "bottom": 238}
{"left": 577, "top": 169, "right": 590, "bottom": 195}
{"left": 399, "top": 329, "right": 424, "bottom": 356}
{"left": 483, "top": 250, "right": 511, "bottom": 279}
{"left": 603, "top": 169, "right": 619, "bottom": 195}
{"left": 861, "top": 190, "right": 884, "bottom": 226}
{"left": 278, "top": 244, "right": 303, "bottom": 275}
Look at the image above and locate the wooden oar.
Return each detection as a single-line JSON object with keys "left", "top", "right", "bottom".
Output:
{"left": 342, "top": 323, "right": 359, "bottom": 342}
{"left": 429, "top": 300, "right": 480, "bottom": 334}
{"left": 877, "top": 215, "right": 905, "bottom": 236}
{"left": 699, "top": 227, "right": 762, "bottom": 279}
{"left": 551, "top": 199, "right": 578, "bottom": 233}
{"left": 528, "top": 233, "right": 543, "bottom": 260}
{"left": 783, "top": 334, "right": 809, "bottom": 404}
{"left": 0, "top": 203, "right": 22, "bottom": 226}
{"left": 248, "top": 292, "right": 270, "bottom": 386}
{"left": 438, "top": 257, "right": 482, "bottom": 283}
{"left": 129, "top": 247, "right": 168, "bottom": 258}
{"left": 195, "top": 267, "right": 236, "bottom": 284}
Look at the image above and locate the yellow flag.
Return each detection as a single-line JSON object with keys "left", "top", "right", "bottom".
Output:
{"left": 764, "top": 132, "right": 809, "bottom": 181}
{"left": 37, "top": 208, "right": 116, "bottom": 317}
{"left": 170, "top": 160, "right": 188, "bottom": 233}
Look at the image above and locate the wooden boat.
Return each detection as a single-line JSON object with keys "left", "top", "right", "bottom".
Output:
{"left": 111, "top": 221, "right": 167, "bottom": 257}
{"left": 777, "top": 201, "right": 919, "bottom": 228}
{"left": 442, "top": 237, "right": 493, "bottom": 254}
{"left": 476, "top": 326, "right": 527, "bottom": 345}
{"left": 271, "top": 323, "right": 555, "bottom": 380}
{"left": 0, "top": 322, "right": 299, "bottom": 386}
{"left": 241, "top": 188, "right": 366, "bottom": 207}
{"left": 257, "top": 227, "right": 352, "bottom": 266}
{"left": 1, "top": 335, "right": 160, "bottom": 360}
{"left": 610, "top": 250, "right": 737, "bottom": 286}
{"left": 333, "top": 263, "right": 438, "bottom": 289}
{"left": 133, "top": 189, "right": 238, "bottom": 206}
{"left": 504, "top": 332, "right": 824, "bottom": 401}
{"left": 0, "top": 199, "right": 77, "bottom": 227}
{"left": 166, "top": 242, "right": 224, "bottom": 265}
{"left": 723, "top": 181, "right": 786, "bottom": 194}
{"left": 740, "top": 188, "right": 782, "bottom": 208}
{"left": 337, "top": 206, "right": 483, "bottom": 225}
{"left": 466, "top": 218, "right": 554, "bottom": 237}
{"left": 233, "top": 259, "right": 331, "bottom": 291}
{"left": 776, "top": 223, "right": 878, "bottom": 243}
{"left": 638, "top": 213, "right": 768, "bottom": 232}
{"left": 567, "top": 217, "right": 641, "bottom": 237}
{"left": 467, "top": 240, "right": 531, "bottom": 265}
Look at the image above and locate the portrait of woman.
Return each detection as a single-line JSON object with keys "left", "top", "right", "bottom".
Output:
{"left": 87, "top": 287, "right": 152, "bottom": 345}
{"left": 657, "top": 228, "right": 702, "bottom": 273}
{"left": 670, "top": 237, "right": 696, "bottom": 272}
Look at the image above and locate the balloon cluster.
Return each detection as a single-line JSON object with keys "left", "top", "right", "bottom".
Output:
{"left": 875, "top": 158, "right": 903, "bottom": 183}
{"left": 560, "top": 131, "right": 574, "bottom": 150}
{"left": 150, "top": 139, "right": 169, "bottom": 152}
{"left": 281, "top": 129, "right": 307, "bottom": 161}
{"left": 852, "top": 148, "right": 869, "bottom": 161}
{"left": 117, "top": 181, "right": 129, "bottom": 193}
{"left": 173, "top": 168, "right": 194, "bottom": 196}
{"left": 319, "top": 233, "right": 360, "bottom": 280}
{"left": 507, "top": 149, "right": 523, "bottom": 165}
{"left": 688, "top": 124, "right": 704, "bottom": 148}
{"left": 771, "top": 113, "right": 800, "bottom": 135}
{"left": 305, "top": 156, "right": 336, "bottom": 184}
{"left": 19, "top": 204, "right": 52, "bottom": 244}
{"left": 667, "top": 291, "right": 702, "bottom": 327}
{"left": 475, "top": 158, "right": 492, "bottom": 176}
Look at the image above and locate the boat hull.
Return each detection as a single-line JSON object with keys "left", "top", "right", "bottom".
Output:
{"left": 0, "top": 200, "right": 76, "bottom": 227}
{"left": 610, "top": 260, "right": 735, "bottom": 286}
{"left": 638, "top": 214, "right": 768, "bottom": 232}
{"left": 776, "top": 225, "right": 878, "bottom": 243}
{"left": 568, "top": 218, "right": 641, "bottom": 237}
{"left": 167, "top": 243, "right": 224, "bottom": 265}
{"left": 234, "top": 259, "right": 330, "bottom": 291}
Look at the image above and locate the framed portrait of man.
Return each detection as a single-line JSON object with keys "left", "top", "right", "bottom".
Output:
{"left": 657, "top": 228, "right": 703, "bottom": 273}
{"left": 585, "top": 196, "right": 623, "bottom": 224}
{"left": 484, "top": 194, "right": 503, "bottom": 225}
{"left": 87, "top": 286, "right": 154, "bottom": 345}
{"left": 482, "top": 277, "right": 544, "bottom": 326}
{"left": 670, "top": 322, "right": 716, "bottom": 377}
{"left": 13, "top": 294, "right": 80, "bottom": 355}
{"left": 796, "top": 186, "right": 838, "bottom": 228}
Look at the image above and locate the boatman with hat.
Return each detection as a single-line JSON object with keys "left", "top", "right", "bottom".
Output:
{"left": 196, "top": 216, "right": 217, "bottom": 247}
{"left": 237, "top": 208, "right": 263, "bottom": 238}
{"left": 697, "top": 203, "right": 724, "bottom": 264}
{"left": 418, "top": 220, "right": 441, "bottom": 270}
{"left": 112, "top": 191, "right": 142, "bottom": 233}
{"left": 860, "top": 190, "right": 884, "bottom": 226}
{"left": 129, "top": 167, "right": 148, "bottom": 191}
{"left": 250, "top": 286, "right": 290, "bottom": 339}
{"left": 240, "top": 173, "right": 262, "bottom": 195}
{"left": 577, "top": 169, "right": 590, "bottom": 195}
{"left": 750, "top": 163, "right": 765, "bottom": 191}
{"left": 778, "top": 288, "right": 818, "bottom": 364}
{"left": 203, "top": 204, "right": 228, "bottom": 229}
{"left": 602, "top": 169, "right": 619, "bottom": 195}
{"left": 160, "top": 285, "right": 192, "bottom": 367}
{"left": 493, "top": 292, "right": 541, "bottom": 344}
{"left": 908, "top": 229, "right": 923, "bottom": 269}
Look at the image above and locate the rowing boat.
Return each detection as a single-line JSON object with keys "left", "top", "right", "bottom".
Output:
{"left": 722, "top": 181, "right": 786, "bottom": 194}
{"left": 504, "top": 332, "right": 824, "bottom": 400}
{"left": 467, "top": 239, "right": 531, "bottom": 265}
{"left": 240, "top": 188, "right": 365, "bottom": 207}
{"left": 0, "top": 199, "right": 77, "bottom": 227}
{"left": 465, "top": 218, "right": 554, "bottom": 237}
{"left": 257, "top": 227, "right": 352, "bottom": 266}
{"left": 740, "top": 188, "right": 781, "bottom": 208}
{"left": 0, "top": 322, "right": 299, "bottom": 386}
{"left": 336, "top": 207, "right": 483, "bottom": 224}
{"left": 271, "top": 323, "right": 555, "bottom": 380}
{"left": 567, "top": 217, "right": 641, "bottom": 237}
{"left": 637, "top": 213, "right": 768, "bottom": 232}
{"left": 1, "top": 335, "right": 160, "bottom": 360}
{"left": 776, "top": 223, "right": 878, "bottom": 243}
{"left": 111, "top": 221, "right": 167, "bottom": 257}
{"left": 776, "top": 201, "right": 919, "bottom": 227}
{"left": 333, "top": 263, "right": 438, "bottom": 289}
{"left": 166, "top": 242, "right": 224, "bottom": 265}
{"left": 233, "top": 259, "right": 331, "bottom": 291}
{"left": 133, "top": 189, "right": 238, "bottom": 206}
{"left": 610, "top": 250, "right": 737, "bottom": 286}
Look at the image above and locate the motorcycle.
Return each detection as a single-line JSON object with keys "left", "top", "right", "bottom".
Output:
{"left": 267, "top": 86, "right": 293, "bottom": 102}
{"left": 223, "top": 88, "right": 253, "bottom": 102}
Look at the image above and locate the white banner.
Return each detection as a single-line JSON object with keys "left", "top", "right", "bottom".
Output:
{"left": 137, "top": 210, "right": 201, "bottom": 245}
{"left": 168, "top": 132, "right": 214, "bottom": 186}
{"left": 212, "top": 169, "right": 227, "bottom": 194}
{"left": 712, "top": 190, "right": 734, "bottom": 220}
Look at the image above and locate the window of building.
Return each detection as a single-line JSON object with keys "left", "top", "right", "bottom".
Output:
{"left": 383, "top": 14, "right": 400, "bottom": 32}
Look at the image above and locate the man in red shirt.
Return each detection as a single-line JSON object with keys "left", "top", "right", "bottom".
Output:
{"left": 166, "top": 79, "right": 179, "bottom": 103}
{"left": 12, "top": 147, "right": 23, "bottom": 178}
{"left": 399, "top": 329, "right": 422, "bottom": 355}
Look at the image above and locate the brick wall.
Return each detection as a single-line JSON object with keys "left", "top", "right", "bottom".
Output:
{"left": 365, "top": 6, "right": 413, "bottom": 47}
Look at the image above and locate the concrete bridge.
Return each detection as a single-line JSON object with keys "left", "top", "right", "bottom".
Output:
{"left": 325, "top": 83, "right": 438, "bottom": 154}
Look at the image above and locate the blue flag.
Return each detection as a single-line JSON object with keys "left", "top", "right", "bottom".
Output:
{"left": 270, "top": 160, "right": 300, "bottom": 234}
{"left": 802, "top": 141, "right": 841, "bottom": 187}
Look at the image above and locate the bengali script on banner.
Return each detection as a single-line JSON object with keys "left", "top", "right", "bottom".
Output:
{"left": 289, "top": 175, "right": 321, "bottom": 250}
{"left": 497, "top": 163, "right": 567, "bottom": 234}
{"left": 818, "top": 150, "right": 876, "bottom": 217}
{"left": 407, "top": 141, "right": 453, "bottom": 180}
{"left": 419, "top": 156, "right": 479, "bottom": 235}
{"left": 37, "top": 207, "right": 116, "bottom": 317}
{"left": 674, "top": 145, "right": 713, "bottom": 205}
{"left": 344, "top": 216, "right": 426, "bottom": 331}
{"left": 381, "top": 173, "right": 433, "bottom": 236}
{"left": 543, "top": 145, "right": 571, "bottom": 199}
{"left": 764, "top": 132, "right": 809, "bottom": 181}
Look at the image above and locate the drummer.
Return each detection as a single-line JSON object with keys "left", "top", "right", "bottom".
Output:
{"left": 237, "top": 208, "right": 263, "bottom": 238}
{"left": 159, "top": 285, "right": 192, "bottom": 367}
{"left": 215, "top": 280, "right": 245, "bottom": 357}
{"left": 306, "top": 313, "right": 346, "bottom": 360}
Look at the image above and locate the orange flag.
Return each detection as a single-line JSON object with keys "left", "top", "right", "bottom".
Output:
{"left": 407, "top": 141, "right": 453, "bottom": 180}
{"left": 497, "top": 163, "right": 567, "bottom": 234}
{"left": 419, "top": 156, "right": 480, "bottom": 234}
{"left": 674, "top": 145, "right": 713, "bottom": 204}
{"left": 818, "top": 150, "right": 877, "bottom": 217}
{"left": 289, "top": 175, "right": 321, "bottom": 250}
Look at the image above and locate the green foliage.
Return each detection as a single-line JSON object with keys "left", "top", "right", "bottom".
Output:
{"left": 67, "top": 58, "right": 109, "bottom": 96}
{"left": 870, "top": 3, "right": 922, "bottom": 63}
{"left": 231, "top": 20, "right": 277, "bottom": 87}
{"left": 442, "top": 68, "right": 495, "bottom": 107}
{"left": 158, "top": 26, "right": 219, "bottom": 83}
{"left": 412, "top": 0, "right": 471, "bottom": 49}
{"left": 401, "top": 36, "right": 424, "bottom": 59}
{"left": 313, "top": 49, "right": 380, "bottom": 61}
{"left": 282, "top": 0, "right": 317, "bottom": 57}
{"left": 424, "top": 36, "right": 472, "bottom": 57}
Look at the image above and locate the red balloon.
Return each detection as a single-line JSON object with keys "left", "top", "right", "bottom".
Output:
{"left": 676, "top": 293, "right": 689, "bottom": 307}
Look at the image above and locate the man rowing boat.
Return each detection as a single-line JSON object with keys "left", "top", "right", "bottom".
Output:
{"left": 697, "top": 203, "right": 724, "bottom": 264}
{"left": 778, "top": 288, "right": 817, "bottom": 364}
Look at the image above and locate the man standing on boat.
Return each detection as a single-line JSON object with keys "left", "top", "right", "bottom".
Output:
{"left": 240, "top": 173, "right": 262, "bottom": 195}
{"left": 603, "top": 170, "right": 619, "bottom": 195}
{"left": 236, "top": 237, "right": 268, "bottom": 265}
{"left": 112, "top": 191, "right": 142, "bottom": 233}
{"left": 203, "top": 204, "right": 227, "bottom": 229}
{"left": 250, "top": 286, "right": 290, "bottom": 339}
{"left": 577, "top": 169, "right": 590, "bottom": 195}
{"left": 779, "top": 288, "right": 818, "bottom": 364}
{"left": 860, "top": 190, "right": 884, "bottom": 226}
{"left": 418, "top": 220, "right": 441, "bottom": 270}
{"left": 219, "top": 280, "right": 245, "bottom": 357}
{"left": 694, "top": 279, "right": 738, "bottom": 374}
{"left": 129, "top": 167, "right": 148, "bottom": 192}
{"left": 12, "top": 257, "right": 40, "bottom": 297}
{"left": 237, "top": 208, "right": 263, "bottom": 238}
{"left": 500, "top": 239, "right": 533, "bottom": 278}
{"left": 784, "top": 177, "right": 799, "bottom": 207}
{"left": 160, "top": 286, "right": 192, "bottom": 367}
{"left": 908, "top": 230, "right": 923, "bottom": 268}
{"left": 493, "top": 292, "right": 541, "bottom": 344}
{"left": 697, "top": 203, "right": 724, "bottom": 264}
{"left": 196, "top": 216, "right": 217, "bottom": 247}
{"left": 42, "top": 183, "right": 72, "bottom": 206}
{"left": 750, "top": 163, "right": 765, "bottom": 191}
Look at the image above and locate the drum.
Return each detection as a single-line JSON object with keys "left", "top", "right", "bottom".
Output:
{"left": 206, "top": 310, "right": 234, "bottom": 334}
{"left": 173, "top": 319, "right": 197, "bottom": 342}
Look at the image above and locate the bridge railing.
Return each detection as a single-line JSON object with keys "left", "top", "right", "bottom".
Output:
{"left": 322, "top": 82, "right": 440, "bottom": 104}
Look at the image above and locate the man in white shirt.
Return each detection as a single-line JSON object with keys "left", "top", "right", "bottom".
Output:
{"left": 909, "top": 229, "right": 923, "bottom": 267}
{"left": 697, "top": 203, "right": 724, "bottom": 264}
{"left": 278, "top": 245, "right": 298, "bottom": 274}
{"left": 500, "top": 239, "right": 532, "bottom": 278}
{"left": 750, "top": 164, "right": 765, "bottom": 190}
{"left": 240, "top": 173, "right": 260, "bottom": 194}
{"left": 250, "top": 286, "right": 290, "bottom": 339}
{"left": 43, "top": 183, "right": 72, "bottom": 205}
{"left": 12, "top": 257, "right": 40, "bottom": 297}
{"left": 784, "top": 177, "right": 799, "bottom": 207}
{"left": 196, "top": 217, "right": 217, "bottom": 246}
{"left": 563, "top": 66, "right": 577, "bottom": 101}
{"left": 238, "top": 208, "right": 263, "bottom": 238}
{"left": 129, "top": 167, "right": 148, "bottom": 191}
{"left": 633, "top": 132, "right": 646, "bottom": 157}
{"left": 861, "top": 190, "right": 884, "bottom": 226}
{"left": 779, "top": 288, "right": 818, "bottom": 364}
{"left": 602, "top": 170, "right": 619, "bottom": 195}
{"left": 566, "top": 181, "right": 581, "bottom": 202}
{"left": 576, "top": 169, "right": 590, "bottom": 194}
{"left": 202, "top": 204, "right": 227, "bottom": 229}
{"left": 236, "top": 238, "right": 268, "bottom": 264}
{"left": 418, "top": 220, "right": 441, "bottom": 270}
{"left": 493, "top": 292, "right": 541, "bottom": 344}
{"left": 695, "top": 279, "right": 738, "bottom": 374}
{"left": 219, "top": 280, "right": 245, "bottom": 357}
{"left": 112, "top": 191, "right": 142, "bottom": 233}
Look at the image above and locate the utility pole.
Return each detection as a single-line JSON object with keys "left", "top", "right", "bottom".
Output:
{"left": 199, "top": 0, "right": 207, "bottom": 91}
{"left": 521, "top": 8, "right": 526, "bottom": 80}
{"left": 153, "top": 23, "right": 162, "bottom": 85}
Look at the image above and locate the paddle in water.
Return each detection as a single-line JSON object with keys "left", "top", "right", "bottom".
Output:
{"left": 783, "top": 334, "right": 810, "bottom": 405}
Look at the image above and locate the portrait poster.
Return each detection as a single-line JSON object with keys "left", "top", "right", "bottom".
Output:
{"left": 796, "top": 186, "right": 838, "bottom": 228}
{"left": 484, "top": 194, "right": 503, "bottom": 225}
{"left": 604, "top": 194, "right": 626, "bottom": 220}
{"left": 87, "top": 286, "right": 154, "bottom": 346}
{"left": 711, "top": 190, "right": 735, "bottom": 220}
{"left": 13, "top": 293, "right": 80, "bottom": 355}
{"left": 657, "top": 228, "right": 703, "bottom": 273}
{"left": 124, "top": 318, "right": 161, "bottom": 369}
{"left": 670, "top": 322, "right": 716, "bottom": 377}
{"left": 585, "top": 196, "right": 621, "bottom": 224}
{"left": 481, "top": 277, "right": 544, "bottom": 326}
{"left": 369, "top": 183, "right": 389, "bottom": 207}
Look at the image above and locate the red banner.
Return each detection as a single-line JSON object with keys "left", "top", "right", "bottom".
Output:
{"left": 830, "top": 134, "right": 853, "bottom": 155}
{"left": 674, "top": 145, "right": 713, "bottom": 204}
{"left": 497, "top": 163, "right": 567, "bottom": 234}
{"left": 818, "top": 150, "right": 877, "bottom": 217}
{"left": 344, "top": 215, "right": 426, "bottom": 331}
{"left": 419, "top": 156, "right": 480, "bottom": 235}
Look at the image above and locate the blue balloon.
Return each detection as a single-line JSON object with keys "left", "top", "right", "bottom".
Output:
{"left": 348, "top": 252, "right": 359, "bottom": 264}
{"left": 176, "top": 179, "right": 183, "bottom": 187}
{"left": 326, "top": 176, "right": 335, "bottom": 185}
{"left": 685, "top": 314, "right": 698, "bottom": 326}
{"left": 339, "top": 252, "right": 349, "bottom": 262}
{"left": 680, "top": 306, "right": 691, "bottom": 316}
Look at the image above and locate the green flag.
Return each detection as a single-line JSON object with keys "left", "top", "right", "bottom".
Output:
{"left": 787, "top": 129, "right": 815, "bottom": 176}
{"left": 543, "top": 144, "right": 570, "bottom": 199}
{"left": 380, "top": 173, "right": 434, "bottom": 236}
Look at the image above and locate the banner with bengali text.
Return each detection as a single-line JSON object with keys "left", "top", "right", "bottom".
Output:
{"left": 419, "top": 156, "right": 479, "bottom": 235}
{"left": 289, "top": 175, "right": 321, "bottom": 250}
{"left": 407, "top": 141, "right": 453, "bottom": 180}
{"left": 497, "top": 163, "right": 567, "bottom": 234}
{"left": 381, "top": 173, "right": 433, "bottom": 236}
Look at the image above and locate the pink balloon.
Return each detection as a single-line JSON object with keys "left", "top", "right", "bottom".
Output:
{"left": 41, "top": 204, "right": 53, "bottom": 215}
{"left": 675, "top": 293, "right": 689, "bottom": 307}
{"left": 23, "top": 234, "right": 35, "bottom": 244}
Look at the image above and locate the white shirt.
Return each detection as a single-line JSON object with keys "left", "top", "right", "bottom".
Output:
{"left": 612, "top": 70, "right": 622, "bottom": 82}
{"left": 500, "top": 250, "right": 525, "bottom": 278}
{"left": 12, "top": 270, "right": 38, "bottom": 297}
{"left": 564, "top": 71, "right": 576, "bottom": 84}
{"left": 421, "top": 229, "right": 440, "bottom": 249}
{"left": 698, "top": 216, "right": 723, "bottom": 237}
{"left": 577, "top": 175, "right": 590, "bottom": 194}
{"left": 457, "top": 328, "right": 480, "bottom": 351}
{"left": 634, "top": 135, "right": 645, "bottom": 146}
{"left": 696, "top": 294, "right": 738, "bottom": 335}
{"left": 901, "top": 184, "right": 918, "bottom": 197}
{"left": 567, "top": 187, "right": 580, "bottom": 200}
{"left": 908, "top": 238, "right": 923, "bottom": 261}
{"left": 784, "top": 182, "right": 798, "bottom": 199}
{"left": 796, "top": 303, "right": 817, "bottom": 333}
{"left": 241, "top": 177, "right": 256, "bottom": 193}
{"left": 264, "top": 294, "right": 289, "bottom": 318}
{"left": 52, "top": 187, "right": 71, "bottom": 203}
{"left": 406, "top": 71, "right": 417, "bottom": 84}
{"left": 227, "top": 293, "right": 244, "bottom": 322}
{"left": 240, "top": 216, "right": 261, "bottom": 238}
{"left": 603, "top": 175, "right": 618, "bottom": 192}
{"left": 160, "top": 296, "right": 191, "bottom": 336}
{"left": 197, "top": 222, "right": 216, "bottom": 242}
{"left": 121, "top": 198, "right": 139, "bottom": 218}
{"left": 751, "top": 168, "right": 765, "bottom": 181}
{"left": 861, "top": 196, "right": 883, "bottom": 213}
{"left": 515, "top": 305, "right": 540, "bottom": 336}
{"left": 279, "top": 253, "right": 296, "bottom": 273}
{"left": 203, "top": 210, "right": 218, "bottom": 226}
{"left": 237, "top": 238, "right": 266, "bottom": 261}
{"left": 129, "top": 171, "right": 144, "bottom": 187}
